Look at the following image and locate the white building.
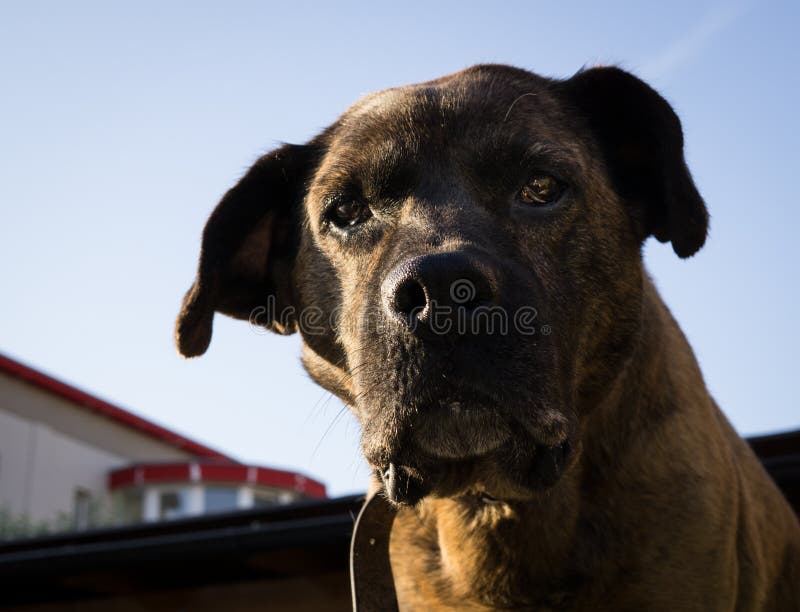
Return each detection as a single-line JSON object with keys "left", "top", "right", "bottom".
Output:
{"left": 0, "top": 353, "right": 325, "bottom": 533}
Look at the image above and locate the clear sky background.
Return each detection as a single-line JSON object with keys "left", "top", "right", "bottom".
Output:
{"left": 1, "top": 1, "right": 797, "bottom": 496}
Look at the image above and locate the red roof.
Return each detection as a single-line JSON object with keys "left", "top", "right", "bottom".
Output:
{"left": 0, "top": 352, "right": 233, "bottom": 460}
{"left": 108, "top": 462, "right": 327, "bottom": 498}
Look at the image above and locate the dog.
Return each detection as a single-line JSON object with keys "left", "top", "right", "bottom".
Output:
{"left": 175, "top": 64, "right": 800, "bottom": 610}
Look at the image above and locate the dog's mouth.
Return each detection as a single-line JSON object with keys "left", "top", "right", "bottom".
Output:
{"left": 356, "top": 343, "right": 574, "bottom": 506}
{"left": 376, "top": 438, "right": 573, "bottom": 506}
{"left": 364, "top": 389, "right": 575, "bottom": 505}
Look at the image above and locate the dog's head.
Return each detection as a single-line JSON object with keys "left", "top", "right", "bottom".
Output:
{"left": 176, "top": 65, "right": 707, "bottom": 505}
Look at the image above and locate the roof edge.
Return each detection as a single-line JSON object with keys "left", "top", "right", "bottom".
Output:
{"left": 108, "top": 462, "right": 327, "bottom": 498}
{"left": 0, "top": 352, "right": 233, "bottom": 461}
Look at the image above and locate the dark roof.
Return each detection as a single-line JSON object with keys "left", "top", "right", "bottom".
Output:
{"left": 0, "top": 495, "right": 364, "bottom": 610}
{"left": 748, "top": 430, "right": 800, "bottom": 512}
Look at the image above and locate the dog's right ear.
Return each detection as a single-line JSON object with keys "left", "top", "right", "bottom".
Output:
{"left": 175, "top": 142, "right": 320, "bottom": 358}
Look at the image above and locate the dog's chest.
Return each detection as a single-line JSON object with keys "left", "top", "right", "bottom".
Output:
{"left": 389, "top": 502, "right": 586, "bottom": 611}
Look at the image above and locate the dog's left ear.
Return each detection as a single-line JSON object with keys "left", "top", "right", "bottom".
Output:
{"left": 561, "top": 67, "right": 708, "bottom": 258}
{"left": 175, "top": 142, "right": 320, "bottom": 358}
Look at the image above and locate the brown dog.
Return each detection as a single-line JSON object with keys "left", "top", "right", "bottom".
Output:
{"left": 176, "top": 65, "right": 800, "bottom": 610}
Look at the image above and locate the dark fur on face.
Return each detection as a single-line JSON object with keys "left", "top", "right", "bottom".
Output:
{"left": 176, "top": 64, "right": 705, "bottom": 503}
{"left": 176, "top": 65, "right": 800, "bottom": 610}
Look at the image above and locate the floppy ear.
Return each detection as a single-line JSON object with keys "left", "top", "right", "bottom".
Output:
{"left": 175, "top": 143, "right": 320, "bottom": 358}
{"left": 561, "top": 67, "right": 709, "bottom": 258}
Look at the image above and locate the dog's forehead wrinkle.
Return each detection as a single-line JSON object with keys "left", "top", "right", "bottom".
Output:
{"left": 320, "top": 92, "right": 586, "bottom": 213}
{"left": 320, "top": 126, "right": 585, "bottom": 212}
{"left": 336, "top": 69, "right": 557, "bottom": 152}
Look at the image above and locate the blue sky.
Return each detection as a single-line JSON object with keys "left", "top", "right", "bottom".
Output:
{"left": 1, "top": 1, "right": 797, "bottom": 496}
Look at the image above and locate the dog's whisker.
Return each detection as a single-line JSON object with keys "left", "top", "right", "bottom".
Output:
{"left": 503, "top": 91, "right": 539, "bottom": 122}
{"left": 310, "top": 402, "right": 350, "bottom": 461}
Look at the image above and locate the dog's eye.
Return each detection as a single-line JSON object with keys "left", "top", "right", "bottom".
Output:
{"left": 327, "top": 199, "right": 373, "bottom": 228}
{"left": 518, "top": 175, "right": 564, "bottom": 206}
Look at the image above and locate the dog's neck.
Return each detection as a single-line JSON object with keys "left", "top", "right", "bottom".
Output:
{"left": 390, "top": 275, "right": 715, "bottom": 609}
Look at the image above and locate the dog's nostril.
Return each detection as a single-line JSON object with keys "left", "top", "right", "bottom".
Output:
{"left": 383, "top": 252, "right": 501, "bottom": 336}
{"left": 393, "top": 278, "right": 427, "bottom": 318}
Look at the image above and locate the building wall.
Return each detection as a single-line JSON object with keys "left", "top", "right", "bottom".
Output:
{"left": 0, "top": 408, "right": 124, "bottom": 523}
{"left": 0, "top": 409, "right": 35, "bottom": 518}
{"left": 0, "top": 372, "right": 195, "bottom": 525}
{"left": 0, "top": 372, "right": 196, "bottom": 462}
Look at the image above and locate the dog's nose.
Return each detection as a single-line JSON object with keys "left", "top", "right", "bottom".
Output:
{"left": 381, "top": 252, "right": 498, "bottom": 336}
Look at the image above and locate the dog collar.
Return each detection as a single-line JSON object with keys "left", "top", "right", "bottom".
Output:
{"left": 350, "top": 490, "right": 399, "bottom": 611}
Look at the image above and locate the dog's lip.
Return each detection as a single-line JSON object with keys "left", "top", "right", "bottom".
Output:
{"left": 411, "top": 401, "right": 513, "bottom": 459}
{"left": 378, "top": 438, "right": 575, "bottom": 505}
{"left": 476, "top": 491, "right": 504, "bottom": 505}
{"left": 405, "top": 396, "right": 569, "bottom": 461}
{"left": 421, "top": 378, "right": 570, "bottom": 446}
{"left": 366, "top": 390, "right": 570, "bottom": 468}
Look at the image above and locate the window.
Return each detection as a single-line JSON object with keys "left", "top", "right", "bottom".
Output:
{"left": 253, "top": 489, "right": 297, "bottom": 508}
{"left": 114, "top": 488, "right": 143, "bottom": 524}
{"left": 203, "top": 486, "right": 238, "bottom": 513}
{"left": 73, "top": 488, "right": 91, "bottom": 530}
{"left": 158, "top": 489, "right": 187, "bottom": 520}
{"left": 253, "top": 490, "right": 279, "bottom": 508}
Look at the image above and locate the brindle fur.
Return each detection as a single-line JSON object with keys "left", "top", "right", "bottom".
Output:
{"left": 176, "top": 65, "right": 800, "bottom": 610}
